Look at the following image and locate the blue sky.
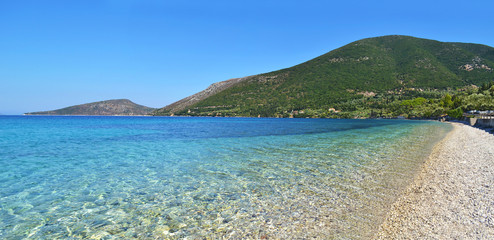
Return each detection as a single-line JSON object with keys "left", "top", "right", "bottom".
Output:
{"left": 1, "top": 0, "right": 493, "bottom": 114}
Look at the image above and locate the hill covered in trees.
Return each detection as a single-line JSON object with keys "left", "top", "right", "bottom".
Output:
{"left": 26, "top": 99, "right": 155, "bottom": 116}
{"left": 154, "top": 35, "right": 494, "bottom": 118}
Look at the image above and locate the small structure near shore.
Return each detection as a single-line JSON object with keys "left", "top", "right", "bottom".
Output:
{"left": 464, "top": 110, "right": 494, "bottom": 128}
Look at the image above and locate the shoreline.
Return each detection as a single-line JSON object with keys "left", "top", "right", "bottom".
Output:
{"left": 374, "top": 122, "right": 494, "bottom": 239}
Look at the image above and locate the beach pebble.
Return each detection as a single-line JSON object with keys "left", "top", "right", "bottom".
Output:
{"left": 375, "top": 123, "right": 494, "bottom": 239}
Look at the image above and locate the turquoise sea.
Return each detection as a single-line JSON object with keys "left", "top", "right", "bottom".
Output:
{"left": 0, "top": 116, "right": 451, "bottom": 239}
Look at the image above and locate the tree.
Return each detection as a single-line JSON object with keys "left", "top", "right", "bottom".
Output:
{"left": 447, "top": 107, "right": 463, "bottom": 119}
{"left": 440, "top": 94, "right": 453, "bottom": 108}
{"left": 452, "top": 95, "right": 462, "bottom": 108}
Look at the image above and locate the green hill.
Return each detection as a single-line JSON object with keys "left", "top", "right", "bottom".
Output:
{"left": 154, "top": 35, "right": 494, "bottom": 118}
{"left": 26, "top": 99, "right": 156, "bottom": 116}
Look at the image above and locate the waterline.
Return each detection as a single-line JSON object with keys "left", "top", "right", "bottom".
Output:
{"left": 0, "top": 117, "right": 451, "bottom": 239}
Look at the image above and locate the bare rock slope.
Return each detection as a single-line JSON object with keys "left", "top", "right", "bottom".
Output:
{"left": 154, "top": 76, "right": 253, "bottom": 114}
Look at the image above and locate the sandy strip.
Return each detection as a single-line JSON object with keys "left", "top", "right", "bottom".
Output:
{"left": 375, "top": 123, "right": 494, "bottom": 239}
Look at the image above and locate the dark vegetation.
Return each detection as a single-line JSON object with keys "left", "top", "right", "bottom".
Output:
{"left": 154, "top": 35, "right": 494, "bottom": 118}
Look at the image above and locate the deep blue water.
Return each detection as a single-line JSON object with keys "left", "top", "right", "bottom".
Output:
{"left": 0, "top": 116, "right": 451, "bottom": 239}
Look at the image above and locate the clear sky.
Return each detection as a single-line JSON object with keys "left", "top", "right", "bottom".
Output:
{"left": 1, "top": 0, "right": 493, "bottom": 114}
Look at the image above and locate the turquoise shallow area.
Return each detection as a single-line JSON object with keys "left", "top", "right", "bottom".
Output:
{"left": 0, "top": 116, "right": 451, "bottom": 239}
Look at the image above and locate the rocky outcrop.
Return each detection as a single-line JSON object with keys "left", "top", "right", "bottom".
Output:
{"left": 459, "top": 56, "right": 493, "bottom": 71}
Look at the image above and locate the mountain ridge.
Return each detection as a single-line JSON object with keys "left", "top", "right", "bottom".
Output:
{"left": 26, "top": 99, "right": 156, "bottom": 116}
{"left": 154, "top": 35, "right": 494, "bottom": 117}
{"left": 163, "top": 76, "right": 255, "bottom": 114}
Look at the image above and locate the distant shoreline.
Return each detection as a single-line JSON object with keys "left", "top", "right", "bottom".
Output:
{"left": 21, "top": 114, "right": 154, "bottom": 117}
{"left": 375, "top": 123, "right": 494, "bottom": 238}
{"left": 17, "top": 114, "right": 446, "bottom": 121}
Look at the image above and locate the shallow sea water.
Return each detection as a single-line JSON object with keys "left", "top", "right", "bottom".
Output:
{"left": 0, "top": 116, "right": 451, "bottom": 239}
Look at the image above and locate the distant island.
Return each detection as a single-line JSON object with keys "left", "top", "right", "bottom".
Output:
{"left": 154, "top": 35, "right": 494, "bottom": 119}
{"left": 25, "top": 99, "right": 156, "bottom": 116}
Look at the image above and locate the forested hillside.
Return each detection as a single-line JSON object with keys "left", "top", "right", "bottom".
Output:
{"left": 154, "top": 35, "right": 494, "bottom": 118}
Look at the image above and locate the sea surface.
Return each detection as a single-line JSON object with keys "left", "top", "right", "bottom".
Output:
{"left": 0, "top": 116, "right": 451, "bottom": 239}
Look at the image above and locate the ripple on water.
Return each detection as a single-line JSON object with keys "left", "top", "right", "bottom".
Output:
{"left": 0, "top": 117, "right": 451, "bottom": 239}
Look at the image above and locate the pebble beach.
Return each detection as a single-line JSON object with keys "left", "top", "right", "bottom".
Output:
{"left": 375, "top": 123, "right": 494, "bottom": 239}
